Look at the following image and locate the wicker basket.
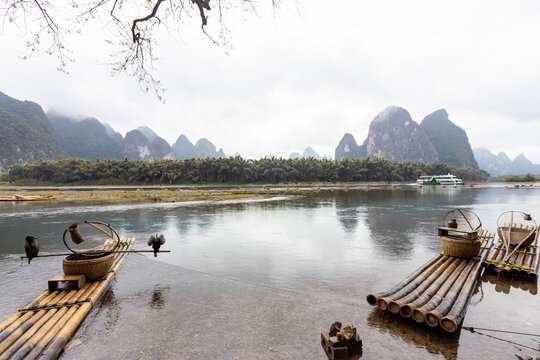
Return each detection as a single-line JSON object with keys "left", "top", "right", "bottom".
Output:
{"left": 63, "top": 252, "right": 114, "bottom": 281}
{"left": 497, "top": 227, "right": 537, "bottom": 247}
{"left": 440, "top": 236, "right": 481, "bottom": 258}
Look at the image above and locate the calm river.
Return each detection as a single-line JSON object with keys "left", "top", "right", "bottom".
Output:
{"left": 0, "top": 185, "right": 538, "bottom": 359}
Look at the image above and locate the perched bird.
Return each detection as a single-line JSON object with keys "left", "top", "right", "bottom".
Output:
{"left": 24, "top": 236, "right": 39, "bottom": 264}
{"left": 148, "top": 234, "right": 166, "bottom": 257}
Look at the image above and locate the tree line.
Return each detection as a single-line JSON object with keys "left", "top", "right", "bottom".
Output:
{"left": 2, "top": 157, "right": 489, "bottom": 185}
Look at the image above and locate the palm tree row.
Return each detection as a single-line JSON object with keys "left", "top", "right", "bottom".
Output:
{"left": 3, "top": 157, "right": 489, "bottom": 185}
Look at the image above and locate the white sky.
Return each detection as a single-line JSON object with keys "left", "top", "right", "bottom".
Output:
{"left": 1, "top": 0, "right": 539, "bottom": 162}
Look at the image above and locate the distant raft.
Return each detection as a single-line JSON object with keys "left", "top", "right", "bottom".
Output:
{"left": 0, "top": 194, "right": 56, "bottom": 201}
{"left": 366, "top": 230, "right": 495, "bottom": 333}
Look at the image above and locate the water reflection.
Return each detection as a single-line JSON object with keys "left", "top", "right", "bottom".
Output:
{"left": 149, "top": 286, "right": 168, "bottom": 310}
{"left": 481, "top": 273, "right": 538, "bottom": 295}
{"left": 367, "top": 309, "right": 461, "bottom": 360}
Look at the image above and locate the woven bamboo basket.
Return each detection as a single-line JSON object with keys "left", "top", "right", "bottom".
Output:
{"left": 497, "top": 226, "right": 537, "bottom": 247}
{"left": 440, "top": 236, "right": 481, "bottom": 258}
{"left": 63, "top": 251, "right": 114, "bottom": 281}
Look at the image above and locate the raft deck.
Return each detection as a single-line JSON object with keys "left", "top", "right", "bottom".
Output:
{"left": 0, "top": 237, "right": 133, "bottom": 360}
{"left": 482, "top": 225, "right": 538, "bottom": 280}
{"left": 366, "top": 230, "right": 495, "bottom": 333}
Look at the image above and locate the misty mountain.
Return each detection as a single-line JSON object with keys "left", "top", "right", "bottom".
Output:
{"left": 195, "top": 138, "right": 226, "bottom": 158}
{"left": 50, "top": 115, "right": 123, "bottom": 160}
{"left": 336, "top": 106, "right": 438, "bottom": 163}
{"left": 420, "top": 109, "right": 478, "bottom": 168}
{"left": 473, "top": 148, "right": 540, "bottom": 176}
{"left": 302, "top": 146, "right": 321, "bottom": 160}
{"left": 0, "top": 91, "right": 65, "bottom": 172}
{"left": 289, "top": 152, "right": 301, "bottom": 159}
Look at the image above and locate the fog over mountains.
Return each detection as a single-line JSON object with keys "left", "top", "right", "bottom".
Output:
{"left": 1, "top": 90, "right": 539, "bottom": 176}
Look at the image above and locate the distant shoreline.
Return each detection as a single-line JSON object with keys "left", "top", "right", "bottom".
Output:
{"left": 0, "top": 182, "right": 506, "bottom": 203}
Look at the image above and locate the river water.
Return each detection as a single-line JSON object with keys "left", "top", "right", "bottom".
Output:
{"left": 0, "top": 185, "right": 538, "bottom": 359}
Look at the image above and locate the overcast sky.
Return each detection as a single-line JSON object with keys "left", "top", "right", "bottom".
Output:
{"left": 1, "top": 0, "right": 539, "bottom": 162}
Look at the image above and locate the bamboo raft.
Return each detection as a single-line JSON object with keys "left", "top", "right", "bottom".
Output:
{"left": 0, "top": 237, "right": 133, "bottom": 360}
{"left": 0, "top": 195, "right": 56, "bottom": 202}
{"left": 366, "top": 230, "right": 495, "bottom": 333}
{"left": 481, "top": 224, "right": 539, "bottom": 280}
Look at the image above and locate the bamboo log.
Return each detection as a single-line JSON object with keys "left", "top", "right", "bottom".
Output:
{"left": 0, "top": 291, "right": 71, "bottom": 356}
{"left": 37, "top": 239, "right": 133, "bottom": 360}
{"left": 425, "top": 234, "right": 493, "bottom": 327}
{"left": 366, "top": 255, "right": 443, "bottom": 306}
{"left": 388, "top": 257, "right": 455, "bottom": 314}
{"left": 424, "top": 260, "right": 476, "bottom": 327}
{"left": 531, "top": 247, "right": 539, "bottom": 280}
{"left": 0, "top": 292, "right": 50, "bottom": 333}
{"left": 521, "top": 240, "right": 536, "bottom": 278}
{"left": 376, "top": 256, "right": 448, "bottom": 311}
{"left": 500, "top": 249, "right": 519, "bottom": 276}
{"left": 482, "top": 242, "right": 502, "bottom": 269}
{"left": 412, "top": 260, "right": 468, "bottom": 323}
{"left": 510, "top": 249, "right": 526, "bottom": 277}
{"left": 1, "top": 285, "right": 89, "bottom": 360}
{"left": 13, "top": 283, "right": 99, "bottom": 360}
{"left": 0, "top": 292, "right": 58, "bottom": 344}
{"left": 400, "top": 258, "right": 462, "bottom": 317}
{"left": 489, "top": 242, "right": 506, "bottom": 271}
{"left": 439, "top": 236, "right": 494, "bottom": 332}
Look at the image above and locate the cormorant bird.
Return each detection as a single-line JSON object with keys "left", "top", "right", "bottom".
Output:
{"left": 148, "top": 234, "right": 165, "bottom": 257}
{"left": 24, "top": 236, "right": 39, "bottom": 264}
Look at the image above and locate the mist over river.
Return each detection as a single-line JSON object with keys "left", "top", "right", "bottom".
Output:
{"left": 1, "top": 185, "right": 538, "bottom": 359}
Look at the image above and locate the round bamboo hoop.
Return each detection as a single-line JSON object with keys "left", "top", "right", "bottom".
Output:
{"left": 440, "top": 236, "right": 481, "bottom": 258}
{"left": 63, "top": 252, "right": 114, "bottom": 281}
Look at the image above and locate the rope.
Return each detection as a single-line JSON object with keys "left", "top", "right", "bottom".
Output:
{"left": 463, "top": 326, "right": 540, "bottom": 337}
{"left": 18, "top": 298, "right": 93, "bottom": 313}
{"left": 463, "top": 327, "right": 540, "bottom": 353}
{"left": 132, "top": 253, "right": 361, "bottom": 308}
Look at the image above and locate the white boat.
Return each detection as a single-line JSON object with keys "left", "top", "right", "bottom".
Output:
{"left": 417, "top": 174, "right": 463, "bottom": 186}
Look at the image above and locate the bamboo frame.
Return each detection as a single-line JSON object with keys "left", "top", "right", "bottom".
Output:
{"left": 366, "top": 230, "right": 495, "bottom": 333}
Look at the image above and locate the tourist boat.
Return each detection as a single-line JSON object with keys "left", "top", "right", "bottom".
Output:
{"left": 416, "top": 174, "right": 463, "bottom": 186}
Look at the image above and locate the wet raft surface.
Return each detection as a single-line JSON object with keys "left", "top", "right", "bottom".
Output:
{"left": 367, "top": 231, "right": 496, "bottom": 332}
{"left": 0, "top": 238, "right": 133, "bottom": 360}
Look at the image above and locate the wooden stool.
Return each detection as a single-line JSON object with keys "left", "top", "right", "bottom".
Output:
{"left": 48, "top": 275, "right": 86, "bottom": 291}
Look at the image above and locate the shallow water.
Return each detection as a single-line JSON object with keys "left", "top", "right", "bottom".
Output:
{"left": 0, "top": 186, "right": 538, "bottom": 359}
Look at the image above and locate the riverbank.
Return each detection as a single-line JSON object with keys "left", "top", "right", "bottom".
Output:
{"left": 0, "top": 183, "right": 387, "bottom": 203}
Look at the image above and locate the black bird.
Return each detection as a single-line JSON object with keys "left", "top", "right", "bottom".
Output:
{"left": 148, "top": 234, "right": 165, "bottom": 257}
{"left": 24, "top": 236, "right": 39, "bottom": 264}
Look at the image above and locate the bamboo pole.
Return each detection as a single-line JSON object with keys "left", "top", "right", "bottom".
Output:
{"left": 425, "top": 234, "right": 493, "bottom": 327}
{"left": 412, "top": 260, "right": 468, "bottom": 323}
{"left": 489, "top": 242, "right": 506, "bottom": 271}
{"left": 482, "top": 242, "right": 501, "bottom": 268}
{"left": 424, "top": 260, "right": 476, "bottom": 327}
{"left": 37, "top": 239, "right": 133, "bottom": 360}
{"left": 399, "top": 258, "right": 462, "bottom": 317}
{"left": 377, "top": 256, "right": 448, "bottom": 311}
{"left": 366, "top": 255, "right": 443, "bottom": 306}
{"left": 0, "top": 291, "right": 71, "bottom": 356}
{"left": 389, "top": 257, "right": 456, "bottom": 314}
{"left": 20, "top": 250, "right": 170, "bottom": 259}
{"left": 1, "top": 285, "right": 90, "bottom": 360}
{"left": 0, "top": 292, "right": 50, "bottom": 333}
{"left": 14, "top": 283, "right": 100, "bottom": 360}
{"left": 530, "top": 246, "right": 539, "bottom": 280}
{"left": 500, "top": 249, "right": 519, "bottom": 276}
{"left": 0, "top": 292, "right": 58, "bottom": 344}
{"left": 439, "top": 236, "right": 494, "bottom": 332}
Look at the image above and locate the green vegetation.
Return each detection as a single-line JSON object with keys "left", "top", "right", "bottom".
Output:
{"left": 3, "top": 157, "right": 489, "bottom": 185}
{"left": 503, "top": 173, "right": 537, "bottom": 182}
